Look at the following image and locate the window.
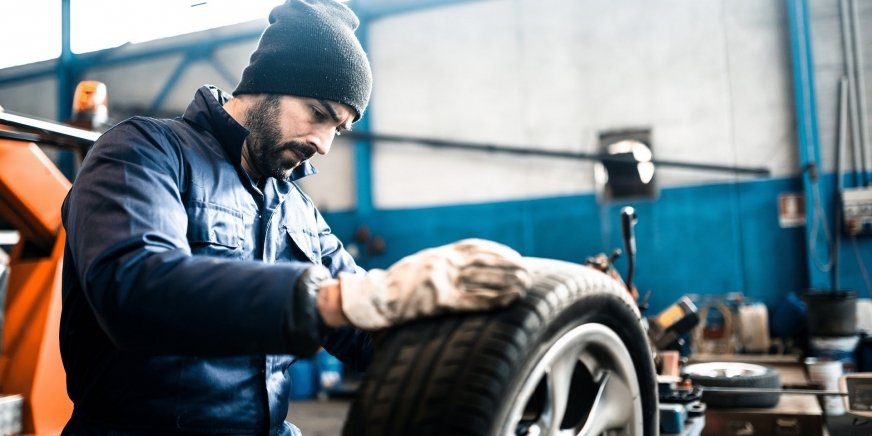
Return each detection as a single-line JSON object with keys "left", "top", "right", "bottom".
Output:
{"left": 0, "top": 0, "right": 282, "bottom": 68}
{"left": 595, "top": 129, "right": 656, "bottom": 201}
{"left": 0, "top": 0, "right": 61, "bottom": 69}
{"left": 71, "top": 0, "right": 281, "bottom": 53}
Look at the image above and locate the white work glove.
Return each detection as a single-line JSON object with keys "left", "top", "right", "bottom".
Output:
{"left": 339, "top": 238, "right": 531, "bottom": 330}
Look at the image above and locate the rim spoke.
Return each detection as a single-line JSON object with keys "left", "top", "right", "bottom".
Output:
{"left": 546, "top": 348, "right": 579, "bottom": 433}
{"left": 506, "top": 323, "right": 642, "bottom": 436}
{"left": 578, "top": 372, "right": 634, "bottom": 436}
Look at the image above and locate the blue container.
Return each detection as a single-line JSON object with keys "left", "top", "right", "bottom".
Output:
{"left": 288, "top": 358, "right": 316, "bottom": 400}
{"left": 770, "top": 292, "right": 806, "bottom": 339}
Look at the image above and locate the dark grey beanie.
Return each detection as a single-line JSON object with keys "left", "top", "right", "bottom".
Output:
{"left": 233, "top": 0, "right": 372, "bottom": 121}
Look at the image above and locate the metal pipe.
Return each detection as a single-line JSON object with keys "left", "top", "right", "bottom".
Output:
{"left": 788, "top": 0, "right": 831, "bottom": 288}
{"left": 0, "top": 111, "right": 100, "bottom": 145}
{"left": 353, "top": 8, "right": 374, "bottom": 216}
{"left": 0, "top": 130, "right": 43, "bottom": 144}
{"left": 702, "top": 386, "right": 848, "bottom": 397}
{"left": 835, "top": 76, "right": 849, "bottom": 291}
{"left": 841, "top": 0, "right": 866, "bottom": 186}
{"left": 345, "top": 131, "right": 771, "bottom": 176}
{"left": 850, "top": 0, "right": 870, "bottom": 185}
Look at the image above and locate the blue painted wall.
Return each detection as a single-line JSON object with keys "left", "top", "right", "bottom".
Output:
{"left": 323, "top": 175, "right": 872, "bottom": 315}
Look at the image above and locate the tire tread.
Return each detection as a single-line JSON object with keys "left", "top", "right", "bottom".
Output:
{"left": 343, "top": 258, "right": 655, "bottom": 436}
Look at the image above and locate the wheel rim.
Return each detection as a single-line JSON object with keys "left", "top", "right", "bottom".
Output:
{"left": 502, "top": 323, "right": 643, "bottom": 436}
{"left": 683, "top": 362, "right": 768, "bottom": 378}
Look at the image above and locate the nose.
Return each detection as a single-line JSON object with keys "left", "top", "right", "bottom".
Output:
{"left": 310, "top": 126, "right": 335, "bottom": 155}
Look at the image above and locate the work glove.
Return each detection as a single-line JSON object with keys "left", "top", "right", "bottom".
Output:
{"left": 338, "top": 238, "right": 531, "bottom": 330}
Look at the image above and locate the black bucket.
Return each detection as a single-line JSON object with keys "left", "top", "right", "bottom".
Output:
{"left": 803, "top": 290, "right": 857, "bottom": 336}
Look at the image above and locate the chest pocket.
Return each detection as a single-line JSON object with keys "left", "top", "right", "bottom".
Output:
{"left": 185, "top": 201, "right": 246, "bottom": 258}
{"left": 285, "top": 227, "right": 322, "bottom": 264}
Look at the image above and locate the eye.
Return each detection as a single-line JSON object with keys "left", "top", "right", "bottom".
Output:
{"left": 311, "top": 106, "right": 328, "bottom": 122}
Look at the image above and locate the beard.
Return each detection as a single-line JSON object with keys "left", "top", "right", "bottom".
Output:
{"left": 244, "top": 95, "right": 315, "bottom": 180}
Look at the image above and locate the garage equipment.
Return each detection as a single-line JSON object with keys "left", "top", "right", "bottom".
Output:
{"left": 621, "top": 206, "right": 638, "bottom": 293}
{"left": 682, "top": 360, "right": 842, "bottom": 435}
{"left": 0, "top": 109, "right": 97, "bottom": 433}
{"left": 658, "top": 378, "right": 705, "bottom": 436}
{"left": 840, "top": 373, "right": 872, "bottom": 417}
{"left": 842, "top": 187, "right": 872, "bottom": 235}
{"left": 582, "top": 206, "right": 642, "bottom": 304}
{"left": 648, "top": 296, "right": 700, "bottom": 350}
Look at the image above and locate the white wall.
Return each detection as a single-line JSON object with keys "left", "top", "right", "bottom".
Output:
{"left": 0, "top": 75, "right": 57, "bottom": 120}
{"left": 367, "top": 0, "right": 797, "bottom": 208}
{"left": 809, "top": 0, "right": 872, "bottom": 176}
{"left": 296, "top": 137, "right": 357, "bottom": 212}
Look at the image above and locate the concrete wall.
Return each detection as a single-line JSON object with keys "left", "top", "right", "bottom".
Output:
{"left": 809, "top": 0, "right": 872, "bottom": 176}
{"left": 0, "top": 0, "right": 799, "bottom": 211}
{"left": 0, "top": 76, "right": 57, "bottom": 120}
{"left": 367, "top": 0, "right": 796, "bottom": 208}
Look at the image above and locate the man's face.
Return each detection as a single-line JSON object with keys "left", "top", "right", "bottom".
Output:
{"left": 243, "top": 94, "right": 355, "bottom": 180}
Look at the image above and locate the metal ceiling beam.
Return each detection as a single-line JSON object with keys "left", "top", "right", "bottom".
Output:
{"left": 0, "top": 0, "right": 488, "bottom": 87}
{"left": 0, "top": 29, "right": 262, "bottom": 87}
{"left": 0, "top": 0, "right": 492, "bottom": 86}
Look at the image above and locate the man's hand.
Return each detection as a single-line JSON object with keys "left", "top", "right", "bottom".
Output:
{"left": 335, "top": 239, "right": 531, "bottom": 330}
{"left": 317, "top": 279, "right": 350, "bottom": 327}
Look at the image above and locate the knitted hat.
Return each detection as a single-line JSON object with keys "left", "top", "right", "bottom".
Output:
{"left": 233, "top": 0, "right": 372, "bottom": 121}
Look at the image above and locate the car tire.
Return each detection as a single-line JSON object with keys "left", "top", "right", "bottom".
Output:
{"left": 343, "top": 257, "right": 658, "bottom": 436}
{"left": 683, "top": 362, "right": 781, "bottom": 409}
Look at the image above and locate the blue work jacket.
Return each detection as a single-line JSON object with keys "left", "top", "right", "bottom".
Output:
{"left": 60, "top": 86, "right": 372, "bottom": 435}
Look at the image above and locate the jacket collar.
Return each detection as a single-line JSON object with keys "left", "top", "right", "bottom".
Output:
{"left": 182, "top": 85, "right": 317, "bottom": 182}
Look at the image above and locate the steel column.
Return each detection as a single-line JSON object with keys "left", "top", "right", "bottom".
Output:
{"left": 787, "top": 0, "right": 832, "bottom": 290}
{"left": 56, "top": 0, "right": 77, "bottom": 180}
{"left": 353, "top": 6, "right": 374, "bottom": 217}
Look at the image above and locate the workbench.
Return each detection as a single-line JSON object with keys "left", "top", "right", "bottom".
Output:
{"left": 689, "top": 354, "right": 826, "bottom": 436}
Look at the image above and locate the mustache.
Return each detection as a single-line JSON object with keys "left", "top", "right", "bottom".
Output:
{"left": 278, "top": 141, "right": 317, "bottom": 161}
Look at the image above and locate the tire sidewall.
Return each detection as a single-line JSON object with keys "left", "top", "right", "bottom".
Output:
{"left": 492, "top": 291, "right": 658, "bottom": 435}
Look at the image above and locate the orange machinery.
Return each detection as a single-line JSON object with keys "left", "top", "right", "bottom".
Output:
{"left": 0, "top": 103, "right": 100, "bottom": 433}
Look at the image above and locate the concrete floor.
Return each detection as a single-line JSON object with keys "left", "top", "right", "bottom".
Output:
{"left": 286, "top": 398, "right": 352, "bottom": 436}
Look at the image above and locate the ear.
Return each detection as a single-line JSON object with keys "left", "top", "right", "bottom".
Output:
{"left": 224, "top": 95, "right": 256, "bottom": 126}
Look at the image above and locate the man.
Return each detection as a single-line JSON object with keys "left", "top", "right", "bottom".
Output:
{"left": 59, "top": 0, "right": 529, "bottom": 434}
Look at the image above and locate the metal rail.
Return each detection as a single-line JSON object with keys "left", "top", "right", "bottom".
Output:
{"left": 702, "top": 386, "right": 847, "bottom": 397}
{"left": 0, "top": 111, "right": 98, "bottom": 148}
{"left": 346, "top": 131, "right": 771, "bottom": 176}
